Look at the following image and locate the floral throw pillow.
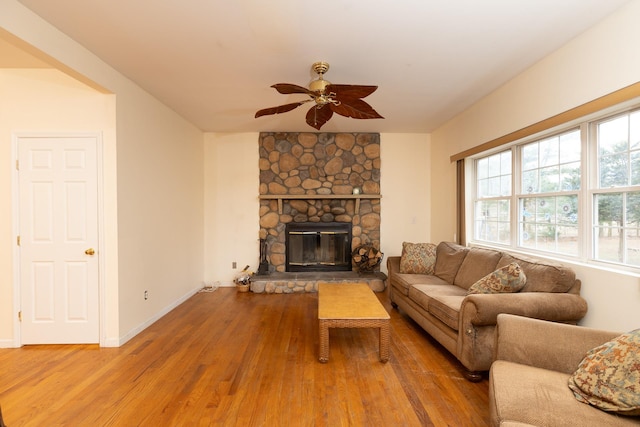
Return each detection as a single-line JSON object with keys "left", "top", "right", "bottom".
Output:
{"left": 467, "top": 262, "right": 526, "bottom": 294}
{"left": 568, "top": 329, "right": 640, "bottom": 416}
{"left": 399, "top": 242, "right": 437, "bottom": 274}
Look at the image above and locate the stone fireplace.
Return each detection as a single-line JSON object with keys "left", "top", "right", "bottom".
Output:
{"left": 258, "top": 132, "right": 381, "bottom": 276}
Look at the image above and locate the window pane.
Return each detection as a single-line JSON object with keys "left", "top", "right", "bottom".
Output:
{"left": 488, "top": 155, "right": 501, "bottom": 177}
{"left": 520, "top": 223, "right": 535, "bottom": 248}
{"left": 488, "top": 177, "right": 500, "bottom": 197}
{"left": 559, "top": 130, "right": 581, "bottom": 163}
{"left": 519, "top": 196, "right": 578, "bottom": 255}
{"left": 501, "top": 151, "right": 512, "bottom": 175}
{"left": 498, "top": 200, "right": 510, "bottom": 221}
{"left": 631, "top": 111, "right": 640, "bottom": 150}
{"left": 477, "top": 150, "right": 511, "bottom": 199}
{"left": 599, "top": 115, "right": 628, "bottom": 155}
{"left": 500, "top": 175, "right": 511, "bottom": 197}
{"left": 539, "top": 136, "right": 559, "bottom": 167}
{"left": 522, "top": 144, "right": 538, "bottom": 171}
{"left": 475, "top": 200, "right": 510, "bottom": 243}
{"left": 594, "top": 191, "right": 640, "bottom": 265}
{"left": 522, "top": 170, "right": 537, "bottom": 193}
{"left": 536, "top": 197, "right": 556, "bottom": 223}
{"left": 521, "top": 130, "right": 579, "bottom": 196}
{"left": 627, "top": 192, "right": 640, "bottom": 266}
{"left": 557, "top": 225, "right": 579, "bottom": 255}
{"left": 539, "top": 166, "right": 560, "bottom": 192}
{"left": 557, "top": 195, "right": 578, "bottom": 224}
{"left": 631, "top": 150, "right": 640, "bottom": 186}
{"left": 626, "top": 228, "right": 640, "bottom": 267}
{"left": 477, "top": 158, "right": 489, "bottom": 179}
{"left": 595, "top": 193, "right": 623, "bottom": 226}
{"left": 560, "top": 162, "right": 581, "bottom": 191}
{"left": 627, "top": 192, "right": 640, "bottom": 228}
{"left": 594, "top": 193, "right": 624, "bottom": 263}
{"left": 478, "top": 178, "right": 488, "bottom": 198}
{"left": 599, "top": 153, "right": 628, "bottom": 187}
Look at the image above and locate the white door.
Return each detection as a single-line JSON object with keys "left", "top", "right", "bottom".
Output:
{"left": 18, "top": 135, "right": 99, "bottom": 344}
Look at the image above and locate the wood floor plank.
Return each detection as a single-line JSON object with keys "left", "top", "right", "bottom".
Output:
{"left": 0, "top": 287, "right": 489, "bottom": 426}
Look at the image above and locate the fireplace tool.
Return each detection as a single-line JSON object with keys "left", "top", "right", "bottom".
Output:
{"left": 257, "top": 238, "right": 270, "bottom": 275}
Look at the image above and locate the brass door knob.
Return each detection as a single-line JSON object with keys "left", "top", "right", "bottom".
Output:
{"left": 85, "top": 248, "right": 95, "bottom": 256}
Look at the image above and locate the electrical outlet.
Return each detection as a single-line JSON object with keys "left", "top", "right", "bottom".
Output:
{"left": 232, "top": 261, "right": 237, "bottom": 269}
{"left": 144, "top": 290, "right": 148, "bottom": 300}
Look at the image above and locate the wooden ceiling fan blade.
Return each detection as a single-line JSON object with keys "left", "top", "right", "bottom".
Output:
{"left": 255, "top": 101, "right": 309, "bottom": 118}
{"left": 327, "top": 84, "right": 378, "bottom": 99}
{"left": 306, "top": 104, "right": 333, "bottom": 130}
{"left": 271, "top": 83, "right": 315, "bottom": 96}
{"left": 330, "top": 99, "right": 384, "bottom": 120}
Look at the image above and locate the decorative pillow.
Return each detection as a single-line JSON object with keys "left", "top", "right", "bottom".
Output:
{"left": 568, "top": 329, "right": 640, "bottom": 416}
{"left": 467, "top": 262, "right": 526, "bottom": 294}
{"left": 399, "top": 242, "right": 437, "bottom": 274}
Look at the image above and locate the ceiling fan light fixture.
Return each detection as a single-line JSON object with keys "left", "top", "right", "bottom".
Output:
{"left": 255, "top": 61, "right": 383, "bottom": 130}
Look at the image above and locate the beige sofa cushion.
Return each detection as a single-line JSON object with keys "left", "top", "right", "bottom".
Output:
{"left": 434, "top": 242, "right": 469, "bottom": 284}
{"left": 392, "top": 273, "right": 448, "bottom": 296}
{"left": 490, "top": 361, "right": 639, "bottom": 426}
{"left": 408, "top": 284, "right": 466, "bottom": 331}
{"left": 428, "top": 294, "right": 466, "bottom": 331}
{"left": 453, "top": 247, "right": 502, "bottom": 289}
{"left": 496, "top": 252, "right": 576, "bottom": 293}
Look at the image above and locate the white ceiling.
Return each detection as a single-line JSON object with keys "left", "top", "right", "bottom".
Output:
{"left": 11, "top": 0, "right": 632, "bottom": 133}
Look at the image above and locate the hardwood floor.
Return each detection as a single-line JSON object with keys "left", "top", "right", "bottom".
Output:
{"left": 0, "top": 287, "right": 489, "bottom": 426}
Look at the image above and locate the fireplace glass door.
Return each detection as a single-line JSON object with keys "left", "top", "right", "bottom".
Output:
{"left": 286, "top": 222, "right": 352, "bottom": 272}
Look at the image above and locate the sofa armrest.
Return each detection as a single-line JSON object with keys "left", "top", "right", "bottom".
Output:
{"left": 387, "top": 256, "right": 400, "bottom": 275}
{"left": 494, "top": 314, "right": 619, "bottom": 374}
{"left": 461, "top": 292, "right": 588, "bottom": 326}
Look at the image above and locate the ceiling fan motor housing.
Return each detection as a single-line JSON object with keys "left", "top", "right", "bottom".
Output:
{"left": 309, "top": 78, "right": 331, "bottom": 94}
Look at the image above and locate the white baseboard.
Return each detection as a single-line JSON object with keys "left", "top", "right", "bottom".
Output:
{"left": 115, "top": 287, "right": 201, "bottom": 347}
{"left": 0, "top": 339, "right": 18, "bottom": 348}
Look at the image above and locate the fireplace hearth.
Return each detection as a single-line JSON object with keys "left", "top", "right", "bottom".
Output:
{"left": 285, "top": 222, "right": 352, "bottom": 272}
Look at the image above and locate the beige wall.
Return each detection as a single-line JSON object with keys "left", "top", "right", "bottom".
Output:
{"left": 1, "top": 0, "right": 205, "bottom": 346}
{"left": 380, "top": 133, "right": 431, "bottom": 262}
{"left": 204, "top": 133, "right": 260, "bottom": 285}
{"left": 203, "top": 132, "right": 431, "bottom": 283}
{"left": 431, "top": 1, "right": 640, "bottom": 331}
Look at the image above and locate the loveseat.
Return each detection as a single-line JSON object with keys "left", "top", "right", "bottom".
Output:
{"left": 387, "top": 241, "right": 588, "bottom": 381}
{"left": 490, "top": 314, "right": 640, "bottom": 426}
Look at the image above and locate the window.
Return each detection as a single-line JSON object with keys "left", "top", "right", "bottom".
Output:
{"left": 593, "top": 111, "right": 640, "bottom": 267}
{"left": 519, "top": 130, "right": 581, "bottom": 255}
{"left": 474, "top": 151, "right": 511, "bottom": 244}
{"left": 471, "top": 106, "right": 640, "bottom": 270}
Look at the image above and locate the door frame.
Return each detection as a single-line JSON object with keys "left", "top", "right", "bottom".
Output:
{"left": 12, "top": 132, "right": 106, "bottom": 347}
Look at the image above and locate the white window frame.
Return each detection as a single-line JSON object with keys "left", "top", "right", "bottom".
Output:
{"left": 467, "top": 101, "right": 640, "bottom": 274}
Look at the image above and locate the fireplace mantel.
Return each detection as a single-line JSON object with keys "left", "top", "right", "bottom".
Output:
{"left": 259, "top": 194, "right": 382, "bottom": 214}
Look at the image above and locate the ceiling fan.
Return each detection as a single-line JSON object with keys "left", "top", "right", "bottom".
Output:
{"left": 255, "top": 61, "right": 383, "bottom": 130}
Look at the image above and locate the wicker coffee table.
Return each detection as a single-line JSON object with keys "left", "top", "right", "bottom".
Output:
{"left": 318, "top": 282, "right": 390, "bottom": 363}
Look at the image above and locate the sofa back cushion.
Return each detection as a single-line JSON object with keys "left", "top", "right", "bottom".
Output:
{"left": 496, "top": 252, "right": 576, "bottom": 293}
{"left": 453, "top": 247, "right": 502, "bottom": 289}
{"left": 434, "top": 242, "right": 469, "bottom": 284}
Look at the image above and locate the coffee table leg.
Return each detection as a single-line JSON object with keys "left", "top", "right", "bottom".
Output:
{"left": 379, "top": 321, "right": 390, "bottom": 363}
{"left": 319, "top": 320, "right": 329, "bottom": 363}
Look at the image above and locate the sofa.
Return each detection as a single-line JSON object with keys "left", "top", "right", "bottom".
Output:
{"left": 387, "top": 241, "right": 588, "bottom": 381}
{"left": 490, "top": 314, "right": 640, "bottom": 426}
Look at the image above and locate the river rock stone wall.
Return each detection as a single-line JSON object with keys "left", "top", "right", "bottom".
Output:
{"left": 258, "top": 132, "right": 381, "bottom": 273}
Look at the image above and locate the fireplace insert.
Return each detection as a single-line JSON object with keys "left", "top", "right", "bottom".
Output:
{"left": 285, "top": 222, "right": 352, "bottom": 272}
